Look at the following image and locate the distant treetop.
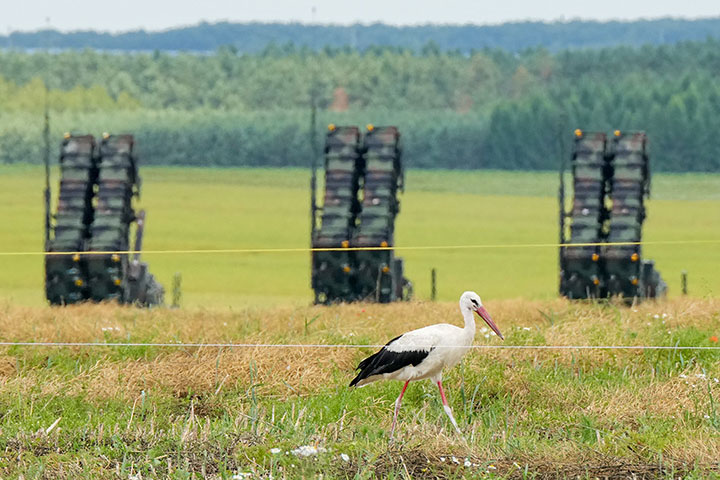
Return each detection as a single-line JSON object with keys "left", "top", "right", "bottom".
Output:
{"left": 1, "top": 17, "right": 720, "bottom": 53}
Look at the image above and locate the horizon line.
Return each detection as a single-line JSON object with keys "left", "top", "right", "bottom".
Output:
{"left": 3, "top": 14, "right": 720, "bottom": 37}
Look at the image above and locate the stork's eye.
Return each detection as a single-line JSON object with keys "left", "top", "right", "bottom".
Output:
{"left": 471, "top": 299, "right": 478, "bottom": 307}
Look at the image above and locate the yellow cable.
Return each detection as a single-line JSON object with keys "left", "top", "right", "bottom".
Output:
{"left": 1, "top": 239, "right": 718, "bottom": 257}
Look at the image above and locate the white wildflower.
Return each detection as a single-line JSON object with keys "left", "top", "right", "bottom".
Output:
{"left": 270, "top": 448, "right": 281, "bottom": 454}
{"left": 488, "top": 464, "right": 497, "bottom": 470}
{"left": 522, "top": 327, "right": 531, "bottom": 331}
{"left": 232, "top": 474, "right": 252, "bottom": 480}
{"left": 439, "top": 457, "right": 446, "bottom": 462}
{"left": 340, "top": 453, "right": 350, "bottom": 462}
{"left": 695, "top": 373, "right": 707, "bottom": 379}
{"left": 679, "top": 374, "right": 687, "bottom": 378}
{"left": 451, "top": 456, "right": 459, "bottom": 464}
{"left": 653, "top": 314, "right": 660, "bottom": 319}
{"left": 464, "top": 460, "right": 472, "bottom": 467}
{"left": 484, "top": 333, "right": 490, "bottom": 339}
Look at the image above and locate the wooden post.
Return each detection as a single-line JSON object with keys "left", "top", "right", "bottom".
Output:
{"left": 171, "top": 272, "right": 182, "bottom": 308}
{"left": 681, "top": 270, "right": 687, "bottom": 295}
{"left": 431, "top": 268, "right": 437, "bottom": 301}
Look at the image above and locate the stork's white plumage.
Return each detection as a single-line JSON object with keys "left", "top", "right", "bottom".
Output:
{"left": 349, "top": 291, "right": 503, "bottom": 439}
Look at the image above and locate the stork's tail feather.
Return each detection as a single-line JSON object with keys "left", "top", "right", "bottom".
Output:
{"left": 348, "top": 374, "right": 363, "bottom": 388}
{"left": 350, "top": 334, "right": 409, "bottom": 388}
{"left": 349, "top": 350, "right": 381, "bottom": 387}
{"left": 356, "top": 350, "right": 380, "bottom": 372}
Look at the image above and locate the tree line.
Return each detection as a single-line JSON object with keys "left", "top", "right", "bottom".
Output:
{"left": 1, "top": 40, "right": 720, "bottom": 172}
{"left": 2, "top": 18, "right": 719, "bottom": 53}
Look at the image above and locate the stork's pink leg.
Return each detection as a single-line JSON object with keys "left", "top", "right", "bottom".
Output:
{"left": 389, "top": 380, "right": 410, "bottom": 440}
{"left": 437, "top": 381, "right": 461, "bottom": 434}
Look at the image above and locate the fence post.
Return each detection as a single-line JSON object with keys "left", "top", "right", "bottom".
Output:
{"left": 431, "top": 268, "right": 437, "bottom": 301}
{"left": 171, "top": 272, "right": 182, "bottom": 308}
{"left": 681, "top": 270, "right": 687, "bottom": 296}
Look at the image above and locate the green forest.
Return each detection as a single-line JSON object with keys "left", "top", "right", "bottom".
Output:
{"left": 2, "top": 18, "right": 719, "bottom": 52}
{"left": 1, "top": 39, "right": 720, "bottom": 171}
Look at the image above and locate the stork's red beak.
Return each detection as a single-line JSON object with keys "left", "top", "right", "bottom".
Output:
{"left": 476, "top": 306, "right": 504, "bottom": 340}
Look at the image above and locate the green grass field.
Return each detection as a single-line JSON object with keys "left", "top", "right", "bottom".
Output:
{"left": 1, "top": 165, "right": 718, "bottom": 307}
{"left": 2, "top": 165, "right": 720, "bottom": 478}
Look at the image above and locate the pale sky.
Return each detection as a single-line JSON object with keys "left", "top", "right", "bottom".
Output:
{"left": 3, "top": 0, "right": 718, "bottom": 33}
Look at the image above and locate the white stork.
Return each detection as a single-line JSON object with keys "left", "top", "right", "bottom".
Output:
{"left": 349, "top": 291, "right": 503, "bottom": 439}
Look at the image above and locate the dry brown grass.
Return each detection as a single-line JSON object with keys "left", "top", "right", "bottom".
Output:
{"left": 78, "top": 347, "right": 357, "bottom": 400}
{"left": 2, "top": 295, "right": 718, "bottom": 343}
{"left": 2, "top": 297, "right": 719, "bottom": 400}
{"left": 1, "top": 297, "right": 719, "bottom": 477}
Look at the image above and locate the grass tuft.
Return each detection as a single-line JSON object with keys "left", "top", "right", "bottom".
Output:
{"left": 0, "top": 298, "right": 719, "bottom": 477}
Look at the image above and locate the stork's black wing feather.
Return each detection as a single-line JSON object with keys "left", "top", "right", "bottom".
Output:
{"left": 355, "top": 334, "right": 402, "bottom": 372}
{"left": 349, "top": 334, "right": 432, "bottom": 387}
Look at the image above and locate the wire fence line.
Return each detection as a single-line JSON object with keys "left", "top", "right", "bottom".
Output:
{"left": 1, "top": 341, "right": 719, "bottom": 350}
{"left": 2, "top": 239, "right": 719, "bottom": 257}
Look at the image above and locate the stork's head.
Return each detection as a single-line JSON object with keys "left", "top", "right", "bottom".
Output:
{"left": 460, "top": 291, "right": 504, "bottom": 340}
